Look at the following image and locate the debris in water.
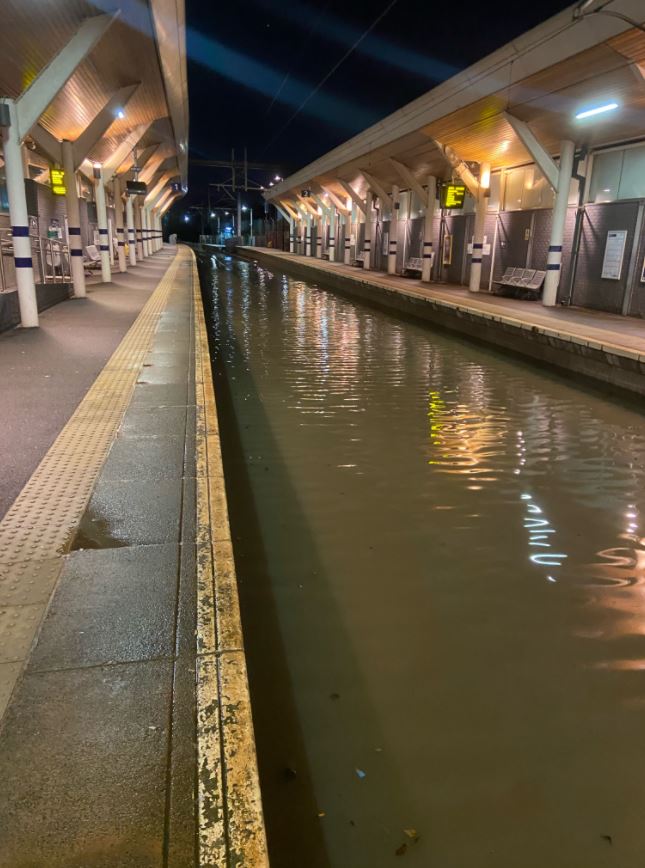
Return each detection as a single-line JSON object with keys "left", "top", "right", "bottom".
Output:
{"left": 283, "top": 767, "right": 297, "bottom": 781}
{"left": 600, "top": 835, "right": 613, "bottom": 845}
{"left": 395, "top": 843, "right": 407, "bottom": 856}
{"left": 330, "top": 692, "right": 340, "bottom": 700}
{"left": 317, "top": 810, "right": 325, "bottom": 818}
{"left": 404, "top": 828, "right": 420, "bottom": 843}
{"left": 355, "top": 768, "right": 366, "bottom": 779}
{"left": 374, "top": 747, "right": 383, "bottom": 752}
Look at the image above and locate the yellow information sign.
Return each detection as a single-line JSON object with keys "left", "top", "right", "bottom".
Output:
{"left": 441, "top": 183, "right": 466, "bottom": 209}
{"left": 50, "top": 167, "right": 67, "bottom": 196}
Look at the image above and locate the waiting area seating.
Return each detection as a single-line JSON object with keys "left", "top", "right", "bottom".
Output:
{"left": 403, "top": 257, "right": 423, "bottom": 275}
{"left": 495, "top": 267, "right": 546, "bottom": 293}
{"left": 84, "top": 245, "right": 102, "bottom": 275}
{"left": 352, "top": 251, "right": 370, "bottom": 268}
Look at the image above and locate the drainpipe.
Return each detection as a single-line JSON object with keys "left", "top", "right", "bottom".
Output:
{"left": 543, "top": 140, "right": 575, "bottom": 307}
{"left": 61, "top": 139, "right": 86, "bottom": 297}
{"left": 562, "top": 147, "right": 587, "bottom": 307}
{"left": 126, "top": 194, "right": 136, "bottom": 265}
{"left": 422, "top": 176, "right": 437, "bottom": 283}
{"left": 363, "top": 191, "right": 372, "bottom": 270}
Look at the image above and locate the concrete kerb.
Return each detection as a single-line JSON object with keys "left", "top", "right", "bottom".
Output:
{"left": 191, "top": 248, "right": 270, "bottom": 867}
{"left": 236, "top": 247, "right": 645, "bottom": 399}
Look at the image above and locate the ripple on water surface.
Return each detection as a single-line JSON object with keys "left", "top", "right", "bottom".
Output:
{"left": 202, "top": 253, "right": 645, "bottom": 868}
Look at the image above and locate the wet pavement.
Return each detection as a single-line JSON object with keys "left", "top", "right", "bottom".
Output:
{"left": 0, "top": 251, "right": 198, "bottom": 867}
{"left": 202, "top": 251, "right": 645, "bottom": 868}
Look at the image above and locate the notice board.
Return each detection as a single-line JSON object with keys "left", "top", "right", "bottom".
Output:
{"left": 601, "top": 230, "right": 627, "bottom": 280}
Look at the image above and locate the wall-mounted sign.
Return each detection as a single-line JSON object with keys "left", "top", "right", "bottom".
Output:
{"left": 126, "top": 180, "right": 147, "bottom": 196}
{"left": 301, "top": 188, "right": 312, "bottom": 197}
{"left": 601, "top": 229, "right": 627, "bottom": 280}
{"left": 50, "top": 167, "right": 66, "bottom": 196}
{"left": 441, "top": 183, "right": 466, "bottom": 209}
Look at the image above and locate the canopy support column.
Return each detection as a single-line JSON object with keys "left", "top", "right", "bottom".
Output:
{"left": 62, "top": 138, "right": 86, "bottom": 297}
{"left": 469, "top": 163, "right": 489, "bottom": 293}
{"left": 422, "top": 176, "right": 437, "bottom": 283}
{"left": 543, "top": 140, "right": 575, "bottom": 307}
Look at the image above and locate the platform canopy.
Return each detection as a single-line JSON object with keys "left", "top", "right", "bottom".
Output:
{"left": 265, "top": 0, "right": 645, "bottom": 206}
{"left": 0, "top": 0, "right": 188, "bottom": 191}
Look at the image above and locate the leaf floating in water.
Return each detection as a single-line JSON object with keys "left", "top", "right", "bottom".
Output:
{"left": 355, "top": 768, "right": 366, "bottom": 780}
{"left": 404, "top": 828, "right": 420, "bottom": 842}
{"left": 600, "top": 834, "right": 613, "bottom": 845}
{"left": 330, "top": 692, "right": 340, "bottom": 700}
{"left": 395, "top": 843, "right": 408, "bottom": 856}
{"left": 317, "top": 810, "right": 326, "bottom": 818}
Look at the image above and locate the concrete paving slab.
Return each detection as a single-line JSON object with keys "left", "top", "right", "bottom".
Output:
{"left": 73, "top": 478, "right": 182, "bottom": 548}
{"left": 102, "top": 434, "right": 186, "bottom": 481}
{"left": 120, "top": 404, "right": 187, "bottom": 437}
{"left": 129, "top": 382, "right": 191, "bottom": 409}
{"left": 28, "top": 544, "right": 179, "bottom": 671}
{"left": 137, "top": 364, "right": 190, "bottom": 385}
{"left": 0, "top": 659, "right": 172, "bottom": 868}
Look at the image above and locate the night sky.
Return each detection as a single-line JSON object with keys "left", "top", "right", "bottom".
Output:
{"left": 170, "top": 0, "right": 574, "bottom": 226}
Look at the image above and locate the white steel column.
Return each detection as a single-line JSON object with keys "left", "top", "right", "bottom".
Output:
{"left": 469, "top": 162, "right": 489, "bottom": 293}
{"left": 363, "top": 191, "right": 373, "bottom": 271}
{"left": 422, "top": 176, "right": 437, "bottom": 283}
{"left": 140, "top": 206, "right": 149, "bottom": 257}
{"left": 388, "top": 185, "right": 399, "bottom": 275}
{"left": 328, "top": 207, "right": 337, "bottom": 262}
{"left": 543, "top": 140, "right": 575, "bottom": 307}
{"left": 126, "top": 194, "right": 137, "bottom": 265}
{"left": 61, "top": 139, "right": 86, "bottom": 297}
{"left": 1, "top": 101, "right": 38, "bottom": 327}
{"left": 93, "top": 164, "right": 111, "bottom": 282}
{"left": 305, "top": 214, "right": 312, "bottom": 256}
{"left": 343, "top": 209, "right": 352, "bottom": 264}
{"left": 289, "top": 218, "right": 296, "bottom": 253}
{"left": 113, "top": 176, "right": 126, "bottom": 272}
{"left": 316, "top": 210, "right": 323, "bottom": 258}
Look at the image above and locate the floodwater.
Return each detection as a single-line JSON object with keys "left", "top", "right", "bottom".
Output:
{"left": 199, "top": 252, "right": 645, "bottom": 868}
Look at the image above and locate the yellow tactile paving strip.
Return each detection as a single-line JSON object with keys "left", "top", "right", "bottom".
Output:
{"left": 192, "top": 250, "right": 269, "bottom": 867}
{"left": 0, "top": 250, "right": 186, "bottom": 713}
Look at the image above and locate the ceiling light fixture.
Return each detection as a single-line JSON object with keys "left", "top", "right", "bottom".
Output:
{"left": 575, "top": 102, "right": 618, "bottom": 119}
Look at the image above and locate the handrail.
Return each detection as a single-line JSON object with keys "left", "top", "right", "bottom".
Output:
{"left": 0, "top": 228, "right": 72, "bottom": 293}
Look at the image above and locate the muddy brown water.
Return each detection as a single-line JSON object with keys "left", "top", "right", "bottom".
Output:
{"left": 199, "top": 252, "right": 645, "bottom": 868}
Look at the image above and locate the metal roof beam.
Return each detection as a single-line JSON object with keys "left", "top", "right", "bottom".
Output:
{"left": 103, "top": 123, "right": 152, "bottom": 183}
{"left": 16, "top": 13, "right": 119, "bottom": 139}
{"left": 337, "top": 180, "right": 366, "bottom": 216}
{"left": 29, "top": 125, "right": 62, "bottom": 165}
{"left": 73, "top": 83, "right": 140, "bottom": 169}
{"left": 319, "top": 185, "right": 349, "bottom": 215}
{"left": 278, "top": 199, "right": 298, "bottom": 220}
{"left": 145, "top": 170, "right": 173, "bottom": 205}
{"left": 502, "top": 111, "right": 559, "bottom": 190}
{"left": 360, "top": 170, "right": 393, "bottom": 211}
{"left": 388, "top": 158, "right": 428, "bottom": 204}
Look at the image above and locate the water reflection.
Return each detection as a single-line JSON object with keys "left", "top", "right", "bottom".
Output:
{"left": 204, "top": 253, "right": 645, "bottom": 868}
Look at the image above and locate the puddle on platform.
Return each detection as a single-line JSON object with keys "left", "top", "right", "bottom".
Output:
{"left": 200, "top": 252, "right": 645, "bottom": 868}
{"left": 71, "top": 508, "right": 129, "bottom": 551}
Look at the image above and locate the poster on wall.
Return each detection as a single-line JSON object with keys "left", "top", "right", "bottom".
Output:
{"left": 601, "top": 230, "right": 628, "bottom": 280}
{"left": 443, "top": 234, "right": 453, "bottom": 266}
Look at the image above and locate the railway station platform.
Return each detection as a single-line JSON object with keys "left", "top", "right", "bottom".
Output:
{"left": 238, "top": 247, "right": 645, "bottom": 400}
{"left": 0, "top": 245, "right": 267, "bottom": 867}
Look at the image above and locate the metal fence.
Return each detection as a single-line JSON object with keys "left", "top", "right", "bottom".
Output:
{"left": 0, "top": 228, "right": 71, "bottom": 293}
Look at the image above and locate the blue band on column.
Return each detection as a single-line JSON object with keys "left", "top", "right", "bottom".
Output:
{"left": 15, "top": 257, "right": 33, "bottom": 267}
{"left": 548, "top": 244, "right": 562, "bottom": 252}
{"left": 68, "top": 227, "right": 81, "bottom": 236}
{"left": 12, "top": 226, "right": 29, "bottom": 237}
{"left": 71, "top": 249, "right": 83, "bottom": 256}
{"left": 472, "top": 257, "right": 482, "bottom": 263}
{"left": 473, "top": 242, "right": 483, "bottom": 249}
{"left": 423, "top": 253, "right": 433, "bottom": 259}
{"left": 99, "top": 228, "right": 108, "bottom": 235}
{"left": 547, "top": 263, "right": 561, "bottom": 270}
{"left": 99, "top": 245, "right": 109, "bottom": 251}
{"left": 423, "top": 242, "right": 433, "bottom": 248}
